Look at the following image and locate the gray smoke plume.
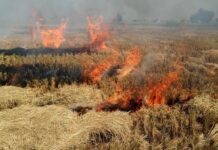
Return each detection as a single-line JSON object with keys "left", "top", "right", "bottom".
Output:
{"left": 0, "top": 0, "right": 217, "bottom": 36}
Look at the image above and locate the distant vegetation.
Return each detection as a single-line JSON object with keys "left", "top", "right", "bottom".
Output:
{"left": 190, "top": 8, "right": 215, "bottom": 24}
{"left": 129, "top": 8, "right": 217, "bottom": 26}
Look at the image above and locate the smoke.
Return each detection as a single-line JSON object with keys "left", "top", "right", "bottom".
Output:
{"left": 0, "top": 0, "right": 217, "bottom": 36}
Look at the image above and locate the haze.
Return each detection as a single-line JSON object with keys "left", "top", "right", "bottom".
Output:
{"left": 0, "top": 0, "right": 217, "bottom": 35}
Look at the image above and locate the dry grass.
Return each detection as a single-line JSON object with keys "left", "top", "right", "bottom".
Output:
{"left": 0, "top": 86, "right": 36, "bottom": 110}
{"left": 0, "top": 84, "right": 103, "bottom": 110}
{"left": 33, "top": 84, "right": 103, "bottom": 108}
{"left": 130, "top": 95, "right": 218, "bottom": 149}
{"left": 0, "top": 105, "right": 132, "bottom": 150}
{"left": 204, "top": 49, "right": 218, "bottom": 64}
{"left": 0, "top": 87, "right": 217, "bottom": 149}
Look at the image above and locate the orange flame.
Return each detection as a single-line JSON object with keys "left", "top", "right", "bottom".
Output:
{"left": 88, "top": 50, "right": 119, "bottom": 83}
{"left": 117, "top": 47, "right": 142, "bottom": 78}
{"left": 146, "top": 69, "right": 181, "bottom": 106}
{"left": 40, "top": 21, "right": 67, "bottom": 48}
{"left": 123, "top": 47, "right": 142, "bottom": 67}
{"left": 96, "top": 48, "right": 144, "bottom": 111}
{"left": 87, "top": 16, "right": 109, "bottom": 50}
{"left": 96, "top": 83, "right": 144, "bottom": 112}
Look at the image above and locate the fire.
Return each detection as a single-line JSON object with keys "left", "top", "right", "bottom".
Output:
{"left": 87, "top": 16, "right": 109, "bottom": 50}
{"left": 117, "top": 47, "right": 142, "bottom": 78}
{"left": 146, "top": 69, "right": 181, "bottom": 106}
{"left": 88, "top": 50, "right": 119, "bottom": 83}
{"left": 123, "top": 47, "right": 142, "bottom": 67}
{"left": 40, "top": 21, "right": 67, "bottom": 48}
{"left": 96, "top": 68, "right": 181, "bottom": 111}
{"left": 96, "top": 48, "right": 144, "bottom": 111}
{"left": 96, "top": 83, "right": 144, "bottom": 112}
{"left": 87, "top": 47, "right": 141, "bottom": 83}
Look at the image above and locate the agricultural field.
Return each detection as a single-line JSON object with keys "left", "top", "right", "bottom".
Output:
{"left": 0, "top": 24, "right": 217, "bottom": 150}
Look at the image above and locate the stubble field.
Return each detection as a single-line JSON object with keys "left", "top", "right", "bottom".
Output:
{"left": 0, "top": 25, "right": 217, "bottom": 149}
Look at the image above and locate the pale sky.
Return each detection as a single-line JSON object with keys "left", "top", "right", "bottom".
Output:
{"left": 0, "top": 0, "right": 217, "bottom": 22}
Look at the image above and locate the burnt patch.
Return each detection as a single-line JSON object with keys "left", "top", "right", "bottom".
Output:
{"left": 96, "top": 99, "right": 143, "bottom": 112}
{"left": 0, "top": 63, "right": 83, "bottom": 87}
{"left": 70, "top": 106, "right": 93, "bottom": 115}
{"left": 0, "top": 47, "right": 92, "bottom": 56}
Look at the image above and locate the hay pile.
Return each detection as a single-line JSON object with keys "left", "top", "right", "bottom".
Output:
{"left": 0, "top": 85, "right": 217, "bottom": 149}
{"left": 0, "top": 105, "right": 132, "bottom": 149}
{"left": 0, "top": 85, "right": 103, "bottom": 110}
{"left": 33, "top": 84, "right": 103, "bottom": 108}
{"left": 0, "top": 86, "right": 36, "bottom": 110}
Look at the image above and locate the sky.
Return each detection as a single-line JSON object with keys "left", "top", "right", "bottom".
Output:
{"left": 0, "top": 0, "right": 217, "bottom": 21}
{"left": 0, "top": 0, "right": 217, "bottom": 35}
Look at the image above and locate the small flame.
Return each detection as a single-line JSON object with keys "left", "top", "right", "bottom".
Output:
{"left": 117, "top": 47, "right": 142, "bottom": 78}
{"left": 87, "top": 16, "right": 109, "bottom": 50}
{"left": 40, "top": 21, "right": 67, "bottom": 48}
{"left": 88, "top": 50, "right": 119, "bottom": 83}
{"left": 146, "top": 69, "right": 181, "bottom": 106}
{"left": 96, "top": 83, "right": 144, "bottom": 112}
{"left": 123, "top": 47, "right": 142, "bottom": 67}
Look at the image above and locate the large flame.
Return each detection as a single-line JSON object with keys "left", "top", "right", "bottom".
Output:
{"left": 96, "top": 64, "right": 182, "bottom": 111}
{"left": 146, "top": 69, "right": 181, "bottom": 106}
{"left": 96, "top": 48, "right": 144, "bottom": 111}
{"left": 40, "top": 21, "right": 67, "bottom": 48}
{"left": 87, "top": 16, "right": 109, "bottom": 50}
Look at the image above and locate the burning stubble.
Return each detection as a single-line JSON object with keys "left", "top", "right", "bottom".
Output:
{"left": 1, "top": 12, "right": 189, "bottom": 112}
{"left": 40, "top": 21, "right": 67, "bottom": 48}
{"left": 146, "top": 68, "right": 181, "bottom": 106}
{"left": 117, "top": 47, "right": 142, "bottom": 79}
{"left": 87, "top": 16, "right": 109, "bottom": 50}
{"left": 87, "top": 50, "right": 119, "bottom": 83}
